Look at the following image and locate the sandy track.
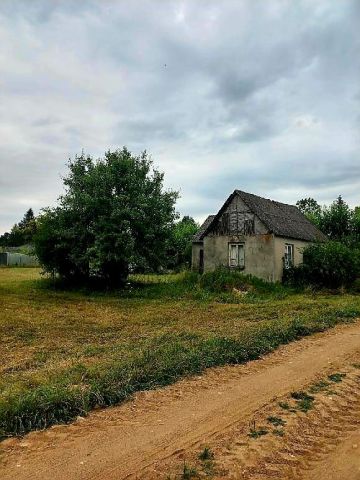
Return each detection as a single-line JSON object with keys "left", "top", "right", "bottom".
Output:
{"left": 305, "top": 429, "right": 360, "bottom": 480}
{"left": 1, "top": 320, "right": 360, "bottom": 479}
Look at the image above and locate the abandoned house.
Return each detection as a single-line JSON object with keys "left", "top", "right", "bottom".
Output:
{"left": 192, "top": 190, "right": 327, "bottom": 282}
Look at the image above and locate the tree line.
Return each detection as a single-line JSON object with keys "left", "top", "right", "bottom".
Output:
{"left": 0, "top": 208, "right": 37, "bottom": 248}
{"left": 1, "top": 147, "right": 359, "bottom": 287}
{"left": 0, "top": 149, "right": 198, "bottom": 283}
{"left": 296, "top": 196, "right": 360, "bottom": 246}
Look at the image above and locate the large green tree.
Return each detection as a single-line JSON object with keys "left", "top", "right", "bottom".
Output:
{"left": 35, "top": 148, "right": 178, "bottom": 285}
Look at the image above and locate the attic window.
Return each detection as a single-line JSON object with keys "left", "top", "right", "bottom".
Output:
{"left": 229, "top": 243, "right": 245, "bottom": 269}
{"left": 284, "top": 243, "right": 294, "bottom": 268}
{"left": 244, "top": 218, "right": 255, "bottom": 235}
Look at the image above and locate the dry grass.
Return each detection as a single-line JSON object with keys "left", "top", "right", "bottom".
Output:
{"left": 1, "top": 267, "right": 359, "bottom": 436}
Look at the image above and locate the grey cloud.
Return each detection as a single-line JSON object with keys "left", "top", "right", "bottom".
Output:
{"left": 0, "top": 0, "right": 359, "bottom": 233}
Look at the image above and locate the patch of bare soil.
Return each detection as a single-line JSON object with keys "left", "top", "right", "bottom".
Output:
{"left": 1, "top": 321, "right": 360, "bottom": 480}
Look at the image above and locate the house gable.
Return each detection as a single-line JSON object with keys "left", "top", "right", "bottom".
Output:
{"left": 207, "top": 194, "right": 268, "bottom": 237}
{"left": 198, "top": 190, "right": 327, "bottom": 242}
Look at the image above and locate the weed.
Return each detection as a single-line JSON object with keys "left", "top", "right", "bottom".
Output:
{"left": 181, "top": 462, "right": 198, "bottom": 479}
{"left": 297, "top": 398, "right": 315, "bottom": 412}
{"left": 291, "top": 391, "right": 315, "bottom": 412}
{"left": 199, "top": 446, "right": 214, "bottom": 461}
{"left": 278, "top": 401, "right": 296, "bottom": 413}
{"left": 249, "top": 427, "right": 268, "bottom": 439}
{"left": 272, "top": 428, "right": 285, "bottom": 437}
{"left": 328, "top": 373, "right": 346, "bottom": 383}
{"left": 248, "top": 421, "right": 268, "bottom": 439}
{"left": 267, "top": 416, "right": 286, "bottom": 427}
{"left": 352, "top": 363, "right": 360, "bottom": 369}
{"left": 309, "top": 380, "right": 330, "bottom": 393}
{"left": 325, "top": 389, "right": 337, "bottom": 396}
{"left": 202, "top": 459, "right": 215, "bottom": 476}
{"left": 291, "top": 391, "right": 314, "bottom": 401}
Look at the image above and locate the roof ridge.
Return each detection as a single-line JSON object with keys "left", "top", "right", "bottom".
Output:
{"left": 235, "top": 189, "right": 297, "bottom": 209}
{"left": 195, "top": 190, "right": 327, "bottom": 242}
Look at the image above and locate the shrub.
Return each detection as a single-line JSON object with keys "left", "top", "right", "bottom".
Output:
{"left": 199, "top": 267, "right": 251, "bottom": 293}
{"left": 284, "top": 241, "right": 360, "bottom": 289}
{"left": 199, "top": 267, "right": 288, "bottom": 299}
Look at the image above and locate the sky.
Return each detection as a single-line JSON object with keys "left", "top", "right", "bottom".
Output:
{"left": 0, "top": 0, "right": 359, "bottom": 233}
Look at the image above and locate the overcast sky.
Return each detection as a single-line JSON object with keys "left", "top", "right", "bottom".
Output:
{"left": 0, "top": 0, "right": 359, "bottom": 233}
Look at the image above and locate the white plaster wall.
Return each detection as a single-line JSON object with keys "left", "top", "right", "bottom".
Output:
{"left": 273, "top": 237, "right": 309, "bottom": 281}
{"left": 203, "top": 233, "right": 276, "bottom": 282}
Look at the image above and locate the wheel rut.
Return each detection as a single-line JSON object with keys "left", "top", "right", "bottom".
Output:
{"left": 1, "top": 321, "right": 360, "bottom": 480}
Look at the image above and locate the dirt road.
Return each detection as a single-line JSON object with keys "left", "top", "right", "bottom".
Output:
{"left": 1, "top": 321, "right": 360, "bottom": 479}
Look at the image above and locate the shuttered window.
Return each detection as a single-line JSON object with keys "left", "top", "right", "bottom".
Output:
{"left": 228, "top": 243, "right": 245, "bottom": 269}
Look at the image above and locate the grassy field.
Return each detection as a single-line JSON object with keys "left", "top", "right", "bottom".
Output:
{"left": 1, "top": 267, "right": 360, "bottom": 438}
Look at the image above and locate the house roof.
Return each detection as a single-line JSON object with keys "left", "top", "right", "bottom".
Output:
{"left": 196, "top": 190, "right": 327, "bottom": 242}
{"left": 192, "top": 215, "right": 216, "bottom": 242}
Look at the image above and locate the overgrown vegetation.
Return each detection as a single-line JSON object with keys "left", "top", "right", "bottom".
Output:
{"left": 1, "top": 268, "right": 360, "bottom": 438}
{"left": 292, "top": 196, "right": 360, "bottom": 290}
{"left": 284, "top": 241, "right": 360, "bottom": 289}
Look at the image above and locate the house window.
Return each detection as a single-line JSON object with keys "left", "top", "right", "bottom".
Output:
{"left": 229, "top": 243, "right": 245, "bottom": 269}
{"left": 284, "top": 244, "right": 294, "bottom": 268}
{"left": 244, "top": 218, "right": 255, "bottom": 235}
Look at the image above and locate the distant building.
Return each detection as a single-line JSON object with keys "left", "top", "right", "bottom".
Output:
{"left": 0, "top": 252, "right": 39, "bottom": 267}
{"left": 192, "top": 190, "right": 326, "bottom": 282}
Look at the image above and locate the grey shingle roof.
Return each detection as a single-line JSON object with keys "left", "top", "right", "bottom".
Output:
{"left": 197, "top": 190, "right": 327, "bottom": 242}
{"left": 193, "top": 215, "right": 216, "bottom": 242}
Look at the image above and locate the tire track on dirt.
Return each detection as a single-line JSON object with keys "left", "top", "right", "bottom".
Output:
{"left": 229, "top": 368, "right": 360, "bottom": 480}
{"left": 1, "top": 321, "right": 360, "bottom": 480}
{"left": 153, "top": 363, "right": 360, "bottom": 479}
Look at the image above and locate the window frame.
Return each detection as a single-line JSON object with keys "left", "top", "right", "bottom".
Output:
{"left": 228, "top": 242, "right": 245, "bottom": 270}
{"left": 284, "top": 243, "right": 294, "bottom": 269}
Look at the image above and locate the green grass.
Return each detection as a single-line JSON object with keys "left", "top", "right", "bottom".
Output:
{"left": 1, "top": 267, "right": 360, "bottom": 438}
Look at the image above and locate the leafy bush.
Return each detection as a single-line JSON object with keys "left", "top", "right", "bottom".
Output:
{"left": 199, "top": 267, "right": 286, "bottom": 297}
{"left": 284, "top": 241, "right": 360, "bottom": 288}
